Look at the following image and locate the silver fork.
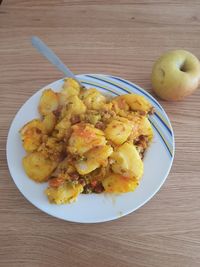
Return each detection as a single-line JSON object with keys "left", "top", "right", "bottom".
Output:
{"left": 31, "top": 36, "right": 84, "bottom": 88}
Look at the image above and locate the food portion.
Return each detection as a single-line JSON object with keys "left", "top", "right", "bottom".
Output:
{"left": 151, "top": 50, "right": 200, "bottom": 101}
{"left": 110, "top": 142, "right": 143, "bottom": 180}
{"left": 20, "top": 78, "right": 154, "bottom": 204}
{"left": 23, "top": 151, "right": 58, "bottom": 182}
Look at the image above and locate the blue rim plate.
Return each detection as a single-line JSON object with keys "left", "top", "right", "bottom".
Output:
{"left": 7, "top": 74, "right": 175, "bottom": 223}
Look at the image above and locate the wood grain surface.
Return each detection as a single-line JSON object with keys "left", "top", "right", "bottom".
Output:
{"left": 0, "top": 1, "right": 200, "bottom": 266}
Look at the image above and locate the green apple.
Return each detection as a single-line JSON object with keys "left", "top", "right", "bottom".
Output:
{"left": 151, "top": 50, "right": 200, "bottom": 101}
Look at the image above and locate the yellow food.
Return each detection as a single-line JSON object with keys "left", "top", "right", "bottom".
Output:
{"left": 61, "top": 78, "right": 80, "bottom": 99}
{"left": 20, "top": 119, "right": 46, "bottom": 153}
{"left": 138, "top": 117, "right": 153, "bottom": 141}
{"left": 38, "top": 89, "right": 59, "bottom": 115}
{"left": 59, "top": 95, "right": 86, "bottom": 120}
{"left": 67, "top": 123, "right": 106, "bottom": 155}
{"left": 20, "top": 78, "right": 154, "bottom": 204}
{"left": 67, "top": 95, "right": 86, "bottom": 115}
{"left": 80, "top": 88, "right": 106, "bottom": 109}
{"left": 75, "top": 145, "right": 113, "bottom": 175}
{"left": 114, "top": 94, "right": 152, "bottom": 113}
{"left": 37, "top": 137, "right": 65, "bottom": 162}
{"left": 103, "top": 173, "right": 138, "bottom": 193}
{"left": 23, "top": 151, "right": 58, "bottom": 182}
{"left": 52, "top": 114, "right": 71, "bottom": 140}
{"left": 45, "top": 182, "right": 83, "bottom": 204}
{"left": 105, "top": 117, "right": 132, "bottom": 145}
{"left": 63, "top": 77, "right": 80, "bottom": 91}
{"left": 59, "top": 82, "right": 80, "bottom": 105}
{"left": 110, "top": 142, "right": 143, "bottom": 180}
{"left": 43, "top": 112, "right": 57, "bottom": 134}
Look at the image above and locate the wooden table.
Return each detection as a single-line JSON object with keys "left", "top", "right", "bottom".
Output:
{"left": 0, "top": 1, "right": 200, "bottom": 266}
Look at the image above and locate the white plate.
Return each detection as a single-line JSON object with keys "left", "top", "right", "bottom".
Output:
{"left": 7, "top": 74, "right": 175, "bottom": 223}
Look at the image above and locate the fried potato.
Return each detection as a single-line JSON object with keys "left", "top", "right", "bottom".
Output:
{"left": 38, "top": 89, "right": 59, "bottom": 115}
{"left": 67, "top": 123, "right": 106, "bottom": 155}
{"left": 105, "top": 117, "right": 132, "bottom": 145}
{"left": 22, "top": 151, "right": 58, "bottom": 182}
{"left": 127, "top": 115, "right": 153, "bottom": 142}
{"left": 52, "top": 114, "right": 72, "bottom": 140}
{"left": 110, "top": 142, "right": 143, "bottom": 180}
{"left": 63, "top": 77, "right": 80, "bottom": 91}
{"left": 37, "top": 137, "right": 65, "bottom": 162}
{"left": 102, "top": 173, "right": 138, "bottom": 193}
{"left": 112, "top": 97, "right": 130, "bottom": 116}
{"left": 75, "top": 145, "right": 113, "bottom": 175}
{"left": 45, "top": 182, "right": 83, "bottom": 204}
{"left": 67, "top": 95, "right": 86, "bottom": 115}
{"left": 59, "top": 78, "right": 81, "bottom": 105}
{"left": 80, "top": 88, "right": 106, "bottom": 110}
{"left": 138, "top": 117, "right": 153, "bottom": 141}
{"left": 114, "top": 94, "right": 152, "bottom": 113}
{"left": 20, "top": 77, "right": 154, "bottom": 201}
{"left": 84, "top": 110, "right": 101, "bottom": 125}
{"left": 20, "top": 119, "right": 46, "bottom": 153}
{"left": 59, "top": 95, "right": 86, "bottom": 119}
{"left": 42, "top": 112, "right": 57, "bottom": 134}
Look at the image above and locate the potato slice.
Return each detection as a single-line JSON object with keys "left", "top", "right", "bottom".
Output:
{"left": 22, "top": 151, "right": 58, "bottom": 182}
{"left": 127, "top": 115, "right": 153, "bottom": 142}
{"left": 63, "top": 78, "right": 80, "bottom": 90}
{"left": 59, "top": 78, "right": 81, "bottom": 105}
{"left": 75, "top": 145, "right": 113, "bottom": 175}
{"left": 59, "top": 95, "right": 86, "bottom": 119}
{"left": 75, "top": 160, "right": 99, "bottom": 176}
{"left": 38, "top": 89, "right": 59, "bottom": 116}
{"left": 42, "top": 112, "right": 57, "bottom": 134}
{"left": 112, "top": 97, "right": 130, "bottom": 116}
{"left": 114, "top": 94, "right": 152, "bottom": 113}
{"left": 52, "top": 114, "right": 72, "bottom": 140}
{"left": 67, "top": 123, "right": 106, "bottom": 155}
{"left": 102, "top": 173, "right": 138, "bottom": 193}
{"left": 45, "top": 182, "right": 83, "bottom": 204}
{"left": 138, "top": 117, "right": 153, "bottom": 141}
{"left": 105, "top": 117, "right": 132, "bottom": 145}
{"left": 110, "top": 142, "right": 143, "bottom": 180}
{"left": 20, "top": 119, "right": 46, "bottom": 153}
{"left": 80, "top": 88, "right": 106, "bottom": 110}
{"left": 67, "top": 95, "right": 86, "bottom": 115}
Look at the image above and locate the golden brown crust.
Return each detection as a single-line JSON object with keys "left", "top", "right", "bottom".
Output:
{"left": 20, "top": 78, "right": 154, "bottom": 204}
